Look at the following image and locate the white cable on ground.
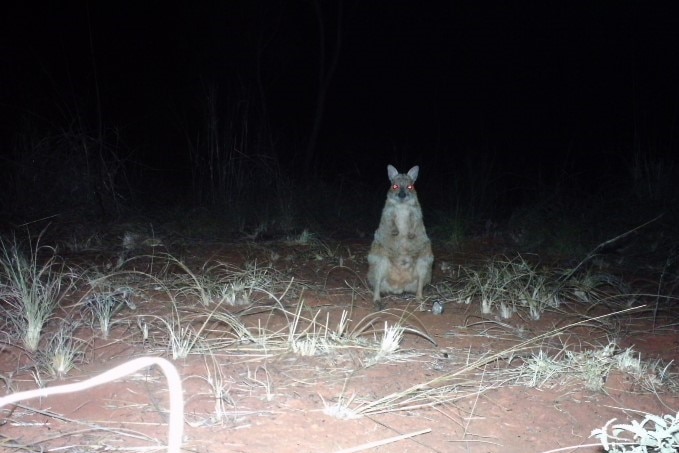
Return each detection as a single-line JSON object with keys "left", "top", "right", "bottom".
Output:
{"left": 0, "top": 356, "right": 184, "bottom": 453}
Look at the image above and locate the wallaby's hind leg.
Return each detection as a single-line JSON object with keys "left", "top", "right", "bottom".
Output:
{"left": 415, "top": 253, "right": 434, "bottom": 301}
{"left": 367, "top": 253, "right": 389, "bottom": 308}
{"left": 415, "top": 275, "right": 424, "bottom": 301}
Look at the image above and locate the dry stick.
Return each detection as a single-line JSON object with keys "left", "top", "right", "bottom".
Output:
{"left": 352, "top": 306, "right": 644, "bottom": 416}
{"left": 14, "top": 214, "right": 60, "bottom": 228}
{"left": 557, "top": 213, "right": 664, "bottom": 285}
{"left": 653, "top": 251, "right": 677, "bottom": 331}
{"left": 333, "top": 428, "right": 431, "bottom": 453}
{"left": 0, "top": 356, "right": 183, "bottom": 453}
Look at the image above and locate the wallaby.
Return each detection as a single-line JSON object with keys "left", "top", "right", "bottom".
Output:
{"left": 367, "top": 165, "right": 433, "bottom": 307}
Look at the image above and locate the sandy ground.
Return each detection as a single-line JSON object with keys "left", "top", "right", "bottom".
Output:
{"left": 0, "top": 237, "right": 677, "bottom": 453}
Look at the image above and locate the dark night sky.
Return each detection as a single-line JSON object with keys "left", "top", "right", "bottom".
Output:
{"left": 2, "top": 1, "right": 679, "bottom": 194}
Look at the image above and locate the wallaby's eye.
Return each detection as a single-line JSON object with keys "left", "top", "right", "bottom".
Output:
{"left": 407, "top": 185, "right": 415, "bottom": 191}
{"left": 392, "top": 184, "right": 400, "bottom": 191}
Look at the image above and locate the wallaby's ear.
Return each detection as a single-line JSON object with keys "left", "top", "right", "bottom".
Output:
{"left": 387, "top": 165, "right": 399, "bottom": 181}
{"left": 407, "top": 166, "right": 419, "bottom": 182}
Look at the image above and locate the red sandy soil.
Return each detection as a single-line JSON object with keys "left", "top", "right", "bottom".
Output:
{"left": 0, "top": 237, "right": 677, "bottom": 453}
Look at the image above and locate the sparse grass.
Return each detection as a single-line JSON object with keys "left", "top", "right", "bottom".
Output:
{"left": 76, "top": 254, "right": 285, "bottom": 357}
{"left": 567, "top": 271, "right": 635, "bottom": 307}
{"left": 81, "top": 275, "right": 137, "bottom": 339}
{"left": 244, "top": 365, "right": 275, "bottom": 402}
{"left": 503, "top": 341, "right": 679, "bottom": 393}
{"left": 123, "top": 256, "right": 287, "bottom": 357}
{"left": 39, "top": 321, "right": 87, "bottom": 379}
{"left": 525, "top": 343, "right": 618, "bottom": 391}
{"left": 148, "top": 302, "right": 216, "bottom": 360}
{"left": 286, "top": 300, "right": 335, "bottom": 356}
{"left": 286, "top": 229, "right": 345, "bottom": 261}
{"left": 361, "top": 322, "right": 408, "bottom": 367}
{"left": 169, "top": 256, "right": 292, "bottom": 307}
{"left": 324, "top": 308, "right": 649, "bottom": 420}
{"left": 184, "top": 353, "right": 237, "bottom": 426}
{"left": 0, "top": 234, "right": 74, "bottom": 351}
{"left": 450, "top": 254, "right": 559, "bottom": 320}
{"left": 435, "top": 251, "right": 648, "bottom": 323}
{"left": 345, "top": 308, "right": 437, "bottom": 346}
{"left": 60, "top": 230, "right": 103, "bottom": 253}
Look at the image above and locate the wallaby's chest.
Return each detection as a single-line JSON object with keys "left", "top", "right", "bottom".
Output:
{"left": 392, "top": 203, "right": 412, "bottom": 235}
{"left": 381, "top": 201, "right": 419, "bottom": 237}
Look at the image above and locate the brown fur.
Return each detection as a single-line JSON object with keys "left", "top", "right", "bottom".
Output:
{"left": 367, "top": 165, "right": 433, "bottom": 306}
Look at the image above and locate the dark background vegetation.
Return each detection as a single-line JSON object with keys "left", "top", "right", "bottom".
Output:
{"left": 2, "top": 1, "right": 678, "bottom": 250}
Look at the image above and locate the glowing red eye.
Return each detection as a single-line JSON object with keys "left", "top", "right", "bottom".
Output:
{"left": 392, "top": 184, "right": 399, "bottom": 190}
{"left": 407, "top": 185, "right": 415, "bottom": 191}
